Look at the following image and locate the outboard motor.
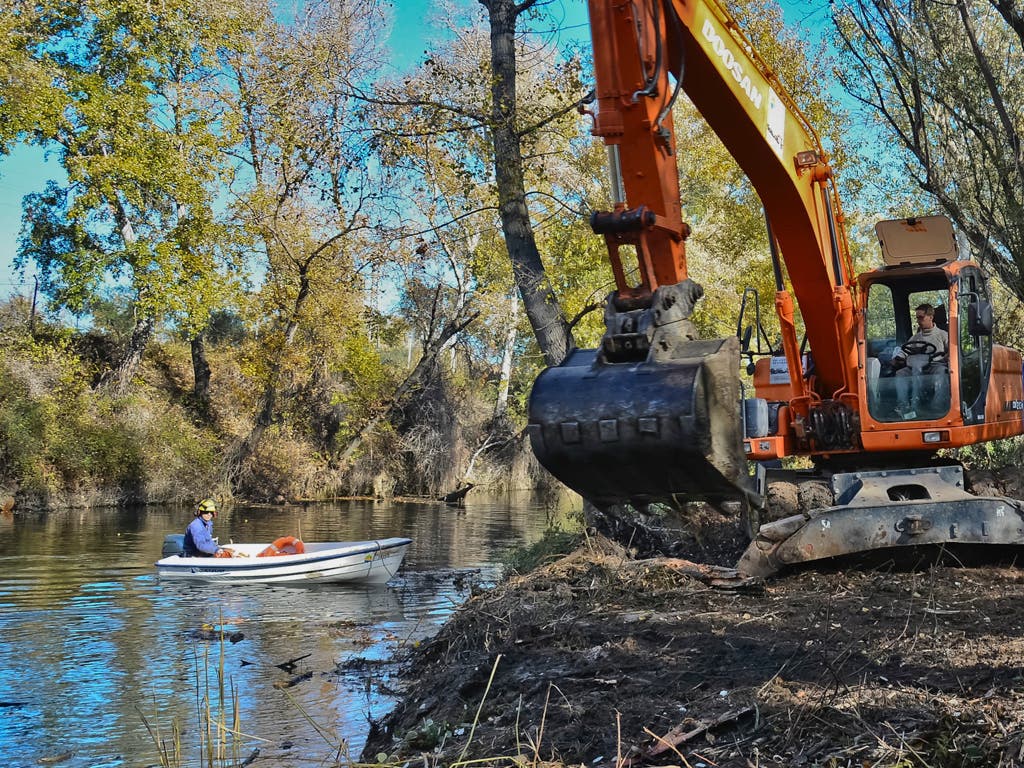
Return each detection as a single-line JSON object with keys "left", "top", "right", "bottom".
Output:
{"left": 162, "top": 534, "right": 185, "bottom": 558}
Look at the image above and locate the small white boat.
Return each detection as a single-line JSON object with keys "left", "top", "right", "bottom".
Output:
{"left": 155, "top": 537, "right": 412, "bottom": 584}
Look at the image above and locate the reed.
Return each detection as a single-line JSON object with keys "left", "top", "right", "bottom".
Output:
{"left": 141, "top": 622, "right": 268, "bottom": 768}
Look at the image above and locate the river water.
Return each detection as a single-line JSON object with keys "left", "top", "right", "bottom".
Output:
{"left": 0, "top": 495, "right": 571, "bottom": 767}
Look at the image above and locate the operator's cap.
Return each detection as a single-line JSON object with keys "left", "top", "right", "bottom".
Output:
{"left": 197, "top": 498, "right": 217, "bottom": 516}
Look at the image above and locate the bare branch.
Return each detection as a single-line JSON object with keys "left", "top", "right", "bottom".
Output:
{"left": 352, "top": 88, "right": 488, "bottom": 125}
{"left": 566, "top": 301, "right": 602, "bottom": 331}
{"left": 515, "top": 90, "right": 590, "bottom": 139}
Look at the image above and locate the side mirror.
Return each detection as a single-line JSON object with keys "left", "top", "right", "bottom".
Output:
{"left": 740, "top": 325, "right": 753, "bottom": 353}
{"left": 968, "top": 301, "right": 993, "bottom": 336}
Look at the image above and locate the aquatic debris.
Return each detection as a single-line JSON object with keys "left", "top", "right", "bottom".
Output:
{"left": 273, "top": 671, "right": 313, "bottom": 689}
{"left": 188, "top": 625, "right": 244, "bottom": 643}
{"left": 37, "top": 752, "right": 74, "bottom": 765}
{"left": 275, "top": 653, "right": 312, "bottom": 673}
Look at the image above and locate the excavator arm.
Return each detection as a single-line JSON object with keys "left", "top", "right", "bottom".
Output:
{"left": 588, "top": 0, "right": 856, "bottom": 399}
{"left": 529, "top": 0, "right": 860, "bottom": 509}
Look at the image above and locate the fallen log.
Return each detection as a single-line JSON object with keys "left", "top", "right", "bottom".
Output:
{"left": 440, "top": 483, "right": 475, "bottom": 505}
{"left": 620, "top": 557, "right": 763, "bottom": 591}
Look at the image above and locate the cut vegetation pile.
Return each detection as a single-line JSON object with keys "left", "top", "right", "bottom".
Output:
{"left": 366, "top": 533, "right": 1024, "bottom": 767}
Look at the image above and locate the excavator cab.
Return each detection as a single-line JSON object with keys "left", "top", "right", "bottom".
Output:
{"left": 861, "top": 216, "right": 995, "bottom": 429}
{"left": 862, "top": 267, "right": 997, "bottom": 426}
{"left": 739, "top": 218, "right": 1024, "bottom": 577}
{"left": 863, "top": 280, "right": 952, "bottom": 423}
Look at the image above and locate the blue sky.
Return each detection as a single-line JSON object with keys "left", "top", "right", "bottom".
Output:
{"left": 0, "top": 0, "right": 824, "bottom": 301}
{"left": 0, "top": 145, "right": 56, "bottom": 296}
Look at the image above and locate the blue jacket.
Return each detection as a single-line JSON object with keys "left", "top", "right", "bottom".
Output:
{"left": 184, "top": 517, "right": 219, "bottom": 557}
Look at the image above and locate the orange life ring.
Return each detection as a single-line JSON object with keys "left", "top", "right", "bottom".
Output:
{"left": 257, "top": 536, "right": 305, "bottom": 557}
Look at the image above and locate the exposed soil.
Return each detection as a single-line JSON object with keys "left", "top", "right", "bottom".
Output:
{"left": 365, "top": 494, "right": 1024, "bottom": 767}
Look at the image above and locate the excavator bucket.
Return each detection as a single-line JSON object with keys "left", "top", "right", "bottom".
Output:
{"left": 527, "top": 335, "right": 755, "bottom": 508}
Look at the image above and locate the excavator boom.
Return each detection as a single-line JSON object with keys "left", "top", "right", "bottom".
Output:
{"left": 587, "top": 0, "right": 857, "bottom": 398}
{"left": 530, "top": 0, "right": 855, "bottom": 509}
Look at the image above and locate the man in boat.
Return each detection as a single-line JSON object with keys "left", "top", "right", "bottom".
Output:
{"left": 184, "top": 498, "right": 225, "bottom": 557}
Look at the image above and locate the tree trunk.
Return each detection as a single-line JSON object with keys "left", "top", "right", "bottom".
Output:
{"left": 494, "top": 289, "right": 518, "bottom": 419}
{"left": 102, "top": 313, "right": 155, "bottom": 397}
{"left": 99, "top": 194, "right": 153, "bottom": 398}
{"left": 482, "top": 0, "right": 574, "bottom": 368}
{"left": 191, "top": 330, "right": 212, "bottom": 415}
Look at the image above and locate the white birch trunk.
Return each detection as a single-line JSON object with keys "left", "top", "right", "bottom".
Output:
{"left": 495, "top": 290, "right": 519, "bottom": 418}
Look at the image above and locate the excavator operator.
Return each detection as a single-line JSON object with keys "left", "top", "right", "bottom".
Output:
{"left": 892, "top": 304, "right": 949, "bottom": 372}
{"left": 891, "top": 303, "right": 949, "bottom": 417}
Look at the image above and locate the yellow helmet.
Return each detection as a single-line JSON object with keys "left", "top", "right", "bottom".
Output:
{"left": 196, "top": 498, "right": 217, "bottom": 516}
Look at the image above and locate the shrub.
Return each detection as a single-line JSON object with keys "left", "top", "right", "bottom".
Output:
{"left": 948, "top": 436, "right": 1024, "bottom": 471}
{"left": 0, "top": 330, "right": 223, "bottom": 506}
{"left": 502, "top": 526, "right": 584, "bottom": 577}
{"left": 236, "top": 428, "right": 333, "bottom": 501}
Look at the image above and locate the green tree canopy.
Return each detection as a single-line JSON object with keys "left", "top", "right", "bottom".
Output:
{"left": 8, "top": 0, "right": 249, "bottom": 394}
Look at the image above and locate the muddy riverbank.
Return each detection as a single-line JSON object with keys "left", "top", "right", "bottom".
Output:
{"left": 365, "top": 523, "right": 1024, "bottom": 767}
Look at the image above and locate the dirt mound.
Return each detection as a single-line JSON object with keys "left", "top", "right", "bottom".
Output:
{"left": 365, "top": 535, "right": 1024, "bottom": 767}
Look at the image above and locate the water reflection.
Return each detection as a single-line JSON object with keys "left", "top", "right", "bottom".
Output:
{"left": 0, "top": 495, "right": 573, "bottom": 767}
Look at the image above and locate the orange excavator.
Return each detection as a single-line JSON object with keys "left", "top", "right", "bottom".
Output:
{"left": 527, "top": 0, "right": 1024, "bottom": 575}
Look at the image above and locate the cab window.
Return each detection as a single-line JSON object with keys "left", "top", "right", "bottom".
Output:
{"left": 958, "top": 269, "right": 992, "bottom": 421}
{"left": 864, "top": 279, "right": 951, "bottom": 422}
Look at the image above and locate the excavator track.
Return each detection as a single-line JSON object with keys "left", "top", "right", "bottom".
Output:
{"left": 739, "top": 465, "right": 1024, "bottom": 576}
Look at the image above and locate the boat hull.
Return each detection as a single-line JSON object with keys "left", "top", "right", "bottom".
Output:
{"left": 155, "top": 538, "right": 412, "bottom": 584}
